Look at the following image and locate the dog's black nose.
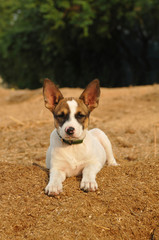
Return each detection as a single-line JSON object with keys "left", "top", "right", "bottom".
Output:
{"left": 66, "top": 127, "right": 75, "bottom": 135}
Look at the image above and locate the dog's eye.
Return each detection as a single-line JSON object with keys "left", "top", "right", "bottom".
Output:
{"left": 56, "top": 112, "right": 65, "bottom": 118}
{"left": 76, "top": 112, "right": 86, "bottom": 119}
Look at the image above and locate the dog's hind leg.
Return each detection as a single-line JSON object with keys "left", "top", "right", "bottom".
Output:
{"left": 89, "top": 128, "right": 118, "bottom": 166}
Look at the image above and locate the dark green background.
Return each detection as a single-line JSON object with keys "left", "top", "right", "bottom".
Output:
{"left": 0, "top": 0, "right": 159, "bottom": 89}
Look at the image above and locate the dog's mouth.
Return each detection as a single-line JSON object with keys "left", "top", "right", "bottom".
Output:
{"left": 63, "top": 134, "right": 79, "bottom": 140}
{"left": 57, "top": 125, "right": 87, "bottom": 142}
{"left": 57, "top": 129, "right": 86, "bottom": 142}
{"left": 56, "top": 130, "right": 77, "bottom": 140}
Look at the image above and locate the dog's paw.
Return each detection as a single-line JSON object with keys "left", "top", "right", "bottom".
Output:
{"left": 80, "top": 180, "right": 98, "bottom": 192}
{"left": 45, "top": 181, "right": 63, "bottom": 196}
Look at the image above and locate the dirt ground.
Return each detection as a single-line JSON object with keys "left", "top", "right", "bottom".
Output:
{"left": 0, "top": 83, "right": 159, "bottom": 240}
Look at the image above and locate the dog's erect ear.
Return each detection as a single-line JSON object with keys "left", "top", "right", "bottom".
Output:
{"left": 43, "top": 78, "right": 64, "bottom": 112}
{"left": 79, "top": 79, "right": 100, "bottom": 111}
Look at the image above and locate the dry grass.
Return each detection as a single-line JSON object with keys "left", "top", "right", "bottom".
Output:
{"left": 154, "top": 124, "right": 159, "bottom": 158}
{"left": 0, "top": 84, "right": 159, "bottom": 240}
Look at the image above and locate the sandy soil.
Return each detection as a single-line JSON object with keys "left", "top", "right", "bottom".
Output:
{"left": 0, "top": 84, "right": 159, "bottom": 240}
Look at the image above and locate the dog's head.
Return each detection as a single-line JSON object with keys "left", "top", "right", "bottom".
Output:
{"left": 43, "top": 79, "right": 100, "bottom": 141}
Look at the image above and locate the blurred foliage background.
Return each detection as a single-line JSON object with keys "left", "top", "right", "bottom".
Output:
{"left": 0, "top": 0, "right": 159, "bottom": 89}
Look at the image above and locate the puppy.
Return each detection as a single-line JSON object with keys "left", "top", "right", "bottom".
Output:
{"left": 43, "top": 79, "right": 117, "bottom": 196}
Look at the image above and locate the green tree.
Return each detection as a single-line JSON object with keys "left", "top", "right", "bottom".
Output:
{"left": 0, "top": 0, "right": 159, "bottom": 88}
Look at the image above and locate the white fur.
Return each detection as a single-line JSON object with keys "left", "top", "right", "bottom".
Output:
{"left": 45, "top": 99, "right": 117, "bottom": 195}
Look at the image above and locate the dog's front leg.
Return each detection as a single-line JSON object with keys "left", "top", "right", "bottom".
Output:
{"left": 80, "top": 162, "right": 102, "bottom": 192}
{"left": 45, "top": 168, "right": 66, "bottom": 196}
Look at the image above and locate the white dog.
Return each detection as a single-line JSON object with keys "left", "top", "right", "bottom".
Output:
{"left": 43, "top": 79, "right": 117, "bottom": 196}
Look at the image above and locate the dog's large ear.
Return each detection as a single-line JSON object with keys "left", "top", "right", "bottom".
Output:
{"left": 79, "top": 79, "right": 100, "bottom": 111}
{"left": 43, "top": 78, "right": 64, "bottom": 112}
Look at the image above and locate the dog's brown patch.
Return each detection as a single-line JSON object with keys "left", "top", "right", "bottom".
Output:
{"left": 75, "top": 99, "right": 90, "bottom": 129}
{"left": 53, "top": 99, "right": 70, "bottom": 128}
{"left": 53, "top": 98, "right": 90, "bottom": 129}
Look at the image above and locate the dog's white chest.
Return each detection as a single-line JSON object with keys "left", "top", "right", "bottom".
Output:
{"left": 52, "top": 143, "right": 92, "bottom": 177}
{"left": 47, "top": 129, "right": 106, "bottom": 177}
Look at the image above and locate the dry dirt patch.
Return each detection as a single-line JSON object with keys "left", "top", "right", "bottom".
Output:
{"left": 0, "top": 85, "right": 159, "bottom": 240}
